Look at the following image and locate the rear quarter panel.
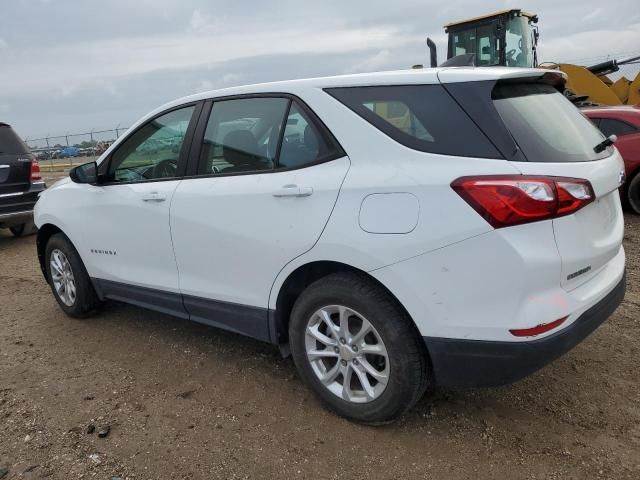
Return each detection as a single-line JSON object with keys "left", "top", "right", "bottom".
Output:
{"left": 269, "top": 87, "right": 523, "bottom": 309}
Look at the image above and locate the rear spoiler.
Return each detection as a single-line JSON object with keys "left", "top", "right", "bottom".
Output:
{"left": 437, "top": 68, "right": 567, "bottom": 90}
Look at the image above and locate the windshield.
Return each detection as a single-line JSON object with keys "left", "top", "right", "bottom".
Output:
{"left": 505, "top": 16, "right": 535, "bottom": 67}
{"left": 493, "top": 83, "right": 609, "bottom": 162}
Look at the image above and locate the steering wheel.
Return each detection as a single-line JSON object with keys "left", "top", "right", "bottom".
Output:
{"left": 152, "top": 158, "right": 177, "bottom": 179}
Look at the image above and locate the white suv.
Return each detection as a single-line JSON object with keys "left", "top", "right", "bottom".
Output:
{"left": 35, "top": 68, "right": 626, "bottom": 423}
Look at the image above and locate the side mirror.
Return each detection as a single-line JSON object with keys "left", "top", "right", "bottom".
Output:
{"left": 69, "top": 161, "right": 98, "bottom": 184}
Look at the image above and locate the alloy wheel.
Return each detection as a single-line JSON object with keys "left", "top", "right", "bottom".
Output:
{"left": 50, "top": 249, "right": 76, "bottom": 307}
{"left": 304, "top": 305, "right": 389, "bottom": 403}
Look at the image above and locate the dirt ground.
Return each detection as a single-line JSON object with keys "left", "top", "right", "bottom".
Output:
{"left": 1, "top": 215, "right": 639, "bottom": 480}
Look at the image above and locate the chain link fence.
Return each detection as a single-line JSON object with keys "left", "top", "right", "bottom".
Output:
{"left": 23, "top": 126, "right": 129, "bottom": 172}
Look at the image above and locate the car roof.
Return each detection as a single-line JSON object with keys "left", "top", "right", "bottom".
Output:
{"left": 98, "top": 67, "right": 547, "bottom": 164}
{"left": 180, "top": 67, "right": 543, "bottom": 100}
{"left": 148, "top": 67, "right": 545, "bottom": 120}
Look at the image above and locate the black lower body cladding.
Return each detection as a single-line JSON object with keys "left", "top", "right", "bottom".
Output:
{"left": 424, "top": 273, "right": 626, "bottom": 387}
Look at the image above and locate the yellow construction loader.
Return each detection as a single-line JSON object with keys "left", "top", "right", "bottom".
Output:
{"left": 425, "top": 9, "right": 640, "bottom": 105}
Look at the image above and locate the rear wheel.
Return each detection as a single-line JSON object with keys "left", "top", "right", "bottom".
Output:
{"left": 289, "top": 272, "right": 430, "bottom": 424}
{"left": 45, "top": 233, "right": 101, "bottom": 318}
{"left": 9, "top": 220, "right": 37, "bottom": 237}
{"left": 627, "top": 172, "right": 640, "bottom": 215}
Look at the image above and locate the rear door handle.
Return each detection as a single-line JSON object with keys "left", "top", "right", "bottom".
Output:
{"left": 141, "top": 192, "right": 167, "bottom": 202}
{"left": 272, "top": 185, "right": 313, "bottom": 198}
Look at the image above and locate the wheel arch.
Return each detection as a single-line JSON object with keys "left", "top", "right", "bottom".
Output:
{"left": 270, "top": 260, "right": 423, "bottom": 353}
{"left": 36, "top": 223, "right": 64, "bottom": 282}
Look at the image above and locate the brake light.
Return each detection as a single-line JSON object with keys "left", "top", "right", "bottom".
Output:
{"left": 30, "top": 159, "right": 42, "bottom": 182}
{"left": 451, "top": 176, "right": 594, "bottom": 228}
{"left": 510, "top": 316, "right": 568, "bottom": 337}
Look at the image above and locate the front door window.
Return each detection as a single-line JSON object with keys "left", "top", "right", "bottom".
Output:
{"left": 109, "top": 106, "right": 195, "bottom": 182}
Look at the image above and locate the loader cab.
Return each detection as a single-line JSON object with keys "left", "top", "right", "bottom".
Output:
{"left": 445, "top": 9, "right": 538, "bottom": 68}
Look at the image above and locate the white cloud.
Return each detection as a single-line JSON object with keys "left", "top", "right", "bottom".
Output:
{"left": 582, "top": 7, "right": 604, "bottom": 22}
{"left": 0, "top": 38, "right": 8, "bottom": 49}
{"left": 221, "top": 73, "right": 242, "bottom": 85}
{"left": 537, "top": 22, "right": 640, "bottom": 65}
{"left": 188, "top": 9, "right": 218, "bottom": 35}
{"left": 350, "top": 49, "right": 393, "bottom": 73}
{"left": 196, "top": 79, "right": 214, "bottom": 92}
{"left": 2, "top": 24, "right": 421, "bottom": 96}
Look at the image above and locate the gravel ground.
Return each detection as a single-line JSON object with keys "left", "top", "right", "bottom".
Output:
{"left": 1, "top": 215, "right": 639, "bottom": 480}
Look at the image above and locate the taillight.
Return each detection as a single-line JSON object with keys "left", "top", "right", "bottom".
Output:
{"left": 30, "top": 159, "right": 42, "bottom": 182}
{"left": 451, "top": 175, "right": 594, "bottom": 228}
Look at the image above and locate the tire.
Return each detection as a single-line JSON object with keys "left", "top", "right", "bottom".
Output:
{"left": 289, "top": 272, "right": 430, "bottom": 424}
{"left": 626, "top": 172, "right": 640, "bottom": 215}
{"left": 45, "top": 233, "right": 101, "bottom": 318}
{"left": 10, "top": 220, "right": 37, "bottom": 237}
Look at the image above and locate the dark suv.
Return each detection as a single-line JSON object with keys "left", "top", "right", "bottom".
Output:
{"left": 0, "top": 123, "right": 46, "bottom": 236}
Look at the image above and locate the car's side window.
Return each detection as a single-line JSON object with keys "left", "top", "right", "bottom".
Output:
{"left": 108, "top": 106, "right": 195, "bottom": 183}
{"left": 278, "top": 102, "right": 336, "bottom": 169}
{"left": 198, "top": 97, "right": 289, "bottom": 175}
{"left": 597, "top": 118, "right": 638, "bottom": 138}
{"left": 362, "top": 100, "right": 434, "bottom": 142}
{"left": 327, "top": 85, "right": 500, "bottom": 158}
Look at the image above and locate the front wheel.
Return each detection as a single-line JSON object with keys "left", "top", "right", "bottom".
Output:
{"left": 45, "top": 233, "right": 101, "bottom": 318}
{"left": 289, "top": 273, "right": 431, "bottom": 424}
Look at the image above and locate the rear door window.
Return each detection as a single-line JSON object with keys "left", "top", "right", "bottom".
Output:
{"left": 326, "top": 85, "right": 500, "bottom": 158}
{"left": 492, "top": 83, "right": 609, "bottom": 162}
{"left": 278, "top": 102, "right": 339, "bottom": 168}
{"left": 199, "top": 97, "right": 289, "bottom": 175}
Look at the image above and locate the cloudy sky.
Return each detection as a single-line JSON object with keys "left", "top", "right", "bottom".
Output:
{"left": 1, "top": 0, "right": 639, "bottom": 143}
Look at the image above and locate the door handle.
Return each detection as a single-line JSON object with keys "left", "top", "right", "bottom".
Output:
{"left": 272, "top": 185, "right": 313, "bottom": 198}
{"left": 141, "top": 192, "right": 167, "bottom": 202}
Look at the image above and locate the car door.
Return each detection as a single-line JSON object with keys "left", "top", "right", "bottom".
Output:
{"left": 170, "top": 96, "right": 349, "bottom": 341}
{"left": 72, "top": 103, "right": 202, "bottom": 314}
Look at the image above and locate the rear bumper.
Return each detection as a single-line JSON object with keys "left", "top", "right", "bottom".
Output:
{"left": 0, "top": 183, "right": 44, "bottom": 227}
{"left": 424, "top": 272, "right": 626, "bottom": 387}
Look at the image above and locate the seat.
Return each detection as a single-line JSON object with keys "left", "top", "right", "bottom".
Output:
{"left": 222, "top": 130, "right": 267, "bottom": 173}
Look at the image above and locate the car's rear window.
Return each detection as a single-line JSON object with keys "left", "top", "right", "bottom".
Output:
{"left": 0, "top": 124, "right": 30, "bottom": 155}
{"left": 492, "top": 83, "right": 609, "bottom": 162}
{"left": 325, "top": 85, "right": 500, "bottom": 158}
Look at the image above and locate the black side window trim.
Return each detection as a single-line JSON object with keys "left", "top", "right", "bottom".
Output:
{"left": 274, "top": 99, "right": 293, "bottom": 169}
{"left": 188, "top": 93, "right": 347, "bottom": 179}
{"left": 98, "top": 101, "right": 204, "bottom": 186}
